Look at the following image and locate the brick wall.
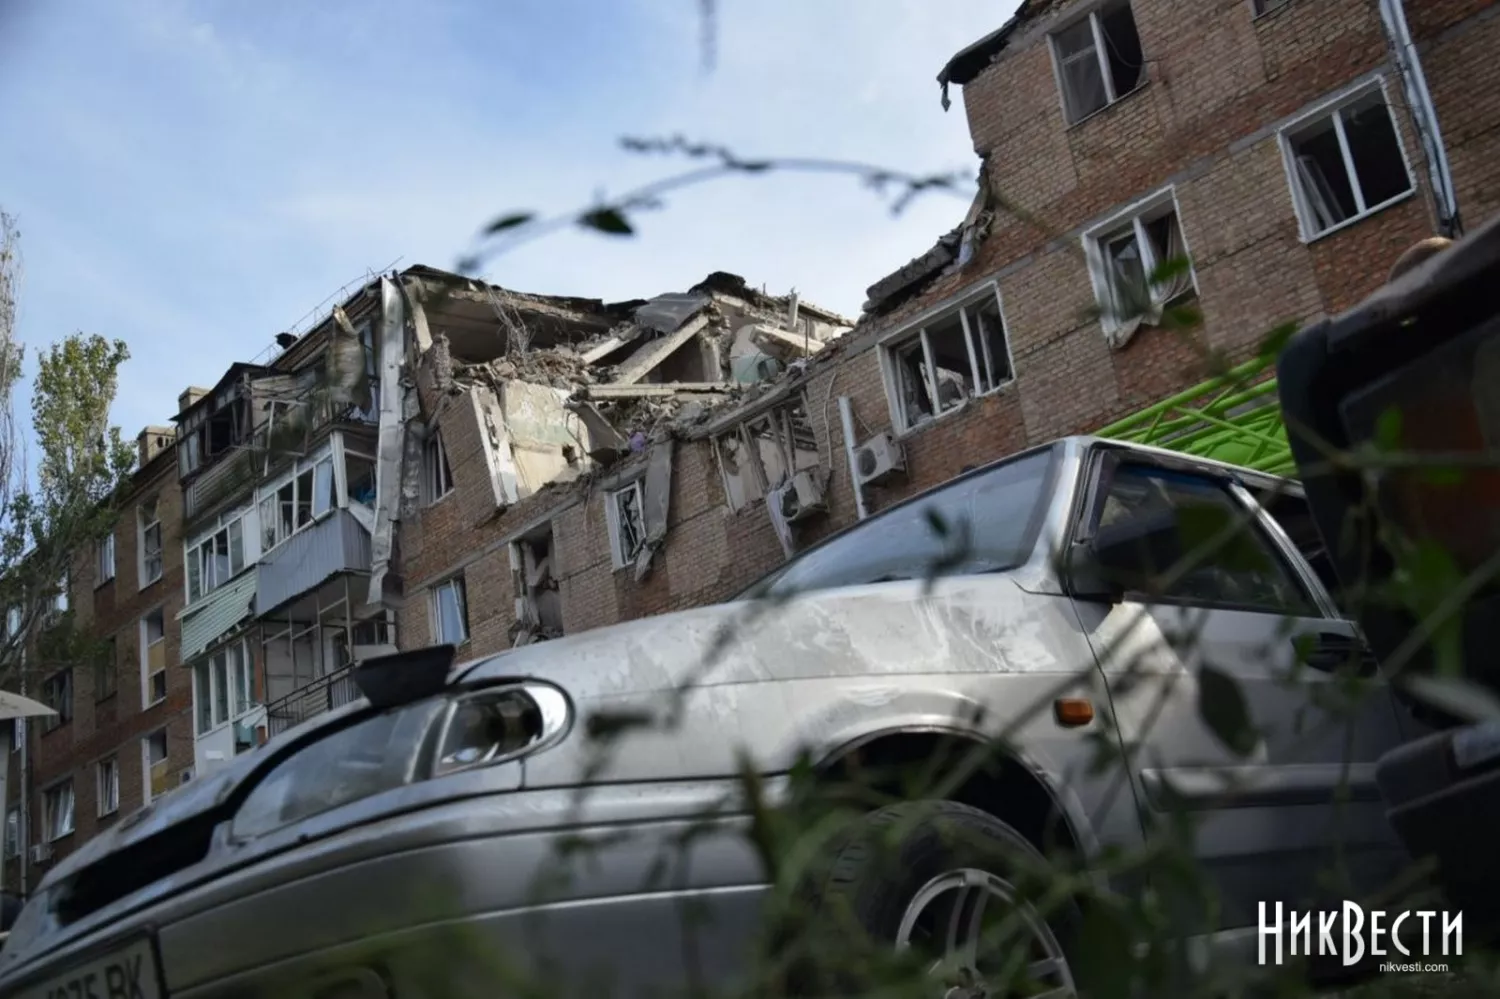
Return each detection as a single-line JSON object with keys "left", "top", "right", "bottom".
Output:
{"left": 398, "top": 0, "right": 1499, "bottom": 677}
{"left": 24, "top": 452, "right": 193, "bottom": 872}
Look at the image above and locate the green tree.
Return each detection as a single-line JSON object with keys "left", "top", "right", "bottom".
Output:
{"left": 0, "top": 210, "right": 136, "bottom": 692}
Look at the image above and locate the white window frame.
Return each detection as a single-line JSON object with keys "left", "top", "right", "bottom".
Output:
{"left": 430, "top": 576, "right": 470, "bottom": 646}
{"left": 256, "top": 444, "right": 337, "bottom": 555}
{"left": 193, "top": 639, "right": 256, "bottom": 736}
{"left": 1081, "top": 186, "right": 1198, "bottom": 339}
{"left": 143, "top": 729, "right": 169, "bottom": 804}
{"left": 876, "top": 284, "right": 1017, "bottom": 436}
{"left": 1277, "top": 77, "right": 1416, "bottom": 243}
{"left": 713, "top": 396, "right": 823, "bottom": 513}
{"left": 96, "top": 755, "right": 119, "bottom": 816}
{"left": 184, "top": 505, "right": 253, "bottom": 605}
{"left": 141, "top": 607, "right": 167, "bottom": 708}
{"left": 1048, "top": 0, "right": 1143, "bottom": 126}
{"left": 138, "top": 495, "right": 163, "bottom": 588}
{"left": 604, "top": 480, "right": 647, "bottom": 570}
{"left": 10, "top": 718, "right": 21, "bottom": 753}
{"left": 424, "top": 429, "right": 454, "bottom": 505}
{"left": 43, "top": 780, "right": 75, "bottom": 841}
{"left": 96, "top": 532, "right": 115, "bottom": 585}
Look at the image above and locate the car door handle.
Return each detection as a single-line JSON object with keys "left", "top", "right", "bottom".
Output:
{"left": 1297, "top": 632, "right": 1380, "bottom": 675}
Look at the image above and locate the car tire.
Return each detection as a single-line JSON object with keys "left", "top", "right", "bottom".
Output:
{"left": 775, "top": 799, "right": 1082, "bottom": 997}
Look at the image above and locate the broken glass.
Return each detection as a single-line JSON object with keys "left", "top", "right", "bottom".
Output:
{"left": 718, "top": 433, "right": 761, "bottom": 510}
{"left": 614, "top": 485, "right": 645, "bottom": 562}
{"left": 895, "top": 339, "right": 936, "bottom": 426}
{"left": 965, "top": 298, "right": 1011, "bottom": 392}
{"left": 923, "top": 313, "right": 974, "bottom": 412}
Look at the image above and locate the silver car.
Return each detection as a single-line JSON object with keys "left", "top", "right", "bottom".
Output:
{"left": 0, "top": 437, "right": 1422, "bottom": 998}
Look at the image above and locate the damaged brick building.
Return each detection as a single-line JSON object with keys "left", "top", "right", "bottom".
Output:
{"left": 6, "top": 0, "right": 1500, "bottom": 876}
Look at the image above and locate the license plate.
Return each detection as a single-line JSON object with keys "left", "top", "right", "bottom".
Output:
{"left": 14, "top": 936, "right": 163, "bottom": 999}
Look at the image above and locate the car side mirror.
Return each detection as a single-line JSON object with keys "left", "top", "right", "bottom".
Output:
{"left": 1065, "top": 541, "right": 1120, "bottom": 602}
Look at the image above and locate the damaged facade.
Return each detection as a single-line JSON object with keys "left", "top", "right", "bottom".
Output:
{"left": 10, "top": 0, "right": 1500, "bottom": 875}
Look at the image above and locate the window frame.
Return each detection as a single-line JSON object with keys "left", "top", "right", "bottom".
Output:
{"left": 43, "top": 780, "right": 75, "bottom": 841}
{"left": 604, "top": 480, "right": 648, "bottom": 570}
{"left": 1081, "top": 187, "right": 1198, "bottom": 340}
{"left": 40, "top": 670, "right": 73, "bottom": 733}
{"left": 95, "top": 635, "right": 118, "bottom": 702}
{"left": 1251, "top": 0, "right": 1293, "bottom": 17}
{"left": 138, "top": 495, "right": 163, "bottom": 589}
{"left": 96, "top": 531, "right": 116, "bottom": 586}
{"left": 423, "top": 429, "right": 454, "bottom": 505}
{"left": 184, "top": 505, "right": 252, "bottom": 605}
{"left": 876, "top": 284, "right": 1017, "bottom": 436}
{"left": 96, "top": 755, "right": 120, "bottom": 817}
{"left": 257, "top": 445, "right": 337, "bottom": 555}
{"left": 143, "top": 729, "right": 170, "bottom": 804}
{"left": 430, "top": 575, "right": 470, "bottom": 646}
{"left": 193, "top": 639, "right": 256, "bottom": 736}
{"left": 712, "top": 395, "right": 823, "bottom": 513}
{"left": 140, "top": 607, "right": 168, "bottom": 708}
{"left": 1075, "top": 455, "right": 1323, "bottom": 618}
{"left": 1276, "top": 76, "right": 1416, "bottom": 243}
{"left": 1047, "top": 0, "right": 1145, "bottom": 126}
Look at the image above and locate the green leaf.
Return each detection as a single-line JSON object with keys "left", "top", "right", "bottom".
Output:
{"left": 1403, "top": 675, "right": 1500, "bottom": 722}
{"left": 1148, "top": 253, "right": 1192, "bottom": 286}
{"left": 1421, "top": 465, "right": 1465, "bottom": 487}
{"left": 1375, "top": 406, "right": 1404, "bottom": 452}
{"left": 1257, "top": 320, "right": 1301, "bottom": 359}
{"left": 578, "top": 208, "right": 634, "bottom": 236}
{"left": 482, "top": 212, "right": 535, "bottom": 236}
{"left": 1198, "top": 662, "right": 1258, "bottom": 757}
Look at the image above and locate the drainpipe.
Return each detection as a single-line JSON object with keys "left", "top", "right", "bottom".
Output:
{"left": 1378, "top": 0, "right": 1461, "bottom": 237}
{"left": 18, "top": 678, "right": 29, "bottom": 898}
{"left": 838, "top": 396, "right": 869, "bottom": 521}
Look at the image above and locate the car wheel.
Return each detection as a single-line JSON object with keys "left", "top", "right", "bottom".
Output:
{"left": 781, "top": 799, "right": 1080, "bottom": 998}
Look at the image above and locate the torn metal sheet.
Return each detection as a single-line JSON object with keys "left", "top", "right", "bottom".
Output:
{"left": 366, "top": 275, "right": 408, "bottom": 608}
{"left": 565, "top": 399, "right": 631, "bottom": 462}
{"left": 634, "top": 292, "right": 709, "bottom": 333}
{"left": 612, "top": 314, "right": 712, "bottom": 385}
{"left": 632, "top": 438, "right": 675, "bottom": 582}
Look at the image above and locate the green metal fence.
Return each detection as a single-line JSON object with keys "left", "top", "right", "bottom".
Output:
{"left": 1093, "top": 354, "right": 1296, "bottom": 476}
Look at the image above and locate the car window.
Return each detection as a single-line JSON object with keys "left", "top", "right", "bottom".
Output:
{"left": 746, "top": 446, "right": 1057, "bottom": 600}
{"left": 1092, "top": 464, "right": 1317, "bottom": 616}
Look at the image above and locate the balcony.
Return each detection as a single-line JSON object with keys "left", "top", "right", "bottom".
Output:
{"left": 254, "top": 509, "right": 371, "bottom": 615}
{"left": 264, "top": 662, "right": 362, "bottom": 738}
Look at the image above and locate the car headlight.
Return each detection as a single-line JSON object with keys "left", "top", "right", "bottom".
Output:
{"left": 231, "top": 683, "right": 571, "bottom": 840}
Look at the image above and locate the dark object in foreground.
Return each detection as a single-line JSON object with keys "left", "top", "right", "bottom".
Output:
{"left": 1376, "top": 719, "right": 1500, "bottom": 944}
{"left": 1277, "top": 211, "right": 1500, "bottom": 710}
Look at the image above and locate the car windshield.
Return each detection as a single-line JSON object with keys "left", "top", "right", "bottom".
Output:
{"left": 741, "top": 444, "right": 1058, "bottom": 600}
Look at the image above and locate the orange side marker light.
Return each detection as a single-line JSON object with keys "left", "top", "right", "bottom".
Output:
{"left": 1054, "top": 698, "right": 1094, "bottom": 728}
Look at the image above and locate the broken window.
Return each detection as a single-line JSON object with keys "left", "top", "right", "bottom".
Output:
{"left": 1085, "top": 195, "right": 1195, "bottom": 337}
{"left": 1284, "top": 86, "right": 1413, "bottom": 239}
{"left": 138, "top": 496, "right": 163, "bottom": 587}
{"left": 424, "top": 430, "right": 454, "bottom": 505}
{"left": 1051, "top": 1, "right": 1144, "bottom": 124}
{"left": 607, "top": 481, "right": 647, "bottom": 569}
{"left": 43, "top": 781, "right": 74, "bottom": 841}
{"left": 186, "top": 507, "right": 249, "bottom": 604}
{"left": 144, "top": 729, "right": 169, "bottom": 802}
{"left": 714, "top": 397, "right": 822, "bottom": 512}
{"left": 259, "top": 448, "right": 337, "bottom": 553}
{"left": 881, "top": 291, "right": 1015, "bottom": 433}
{"left": 512, "top": 527, "right": 563, "bottom": 645}
{"left": 345, "top": 451, "right": 377, "bottom": 507}
{"left": 142, "top": 608, "right": 167, "bottom": 706}
{"left": 179, "top": 391, "right": 250, "bottom": 479}
{"left": 431, "top": 576, "right": 469, "bottom": 645}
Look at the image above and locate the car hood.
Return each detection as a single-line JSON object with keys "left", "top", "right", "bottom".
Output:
{"left": 35, "top": 662, "right": 488, "bottom": 892}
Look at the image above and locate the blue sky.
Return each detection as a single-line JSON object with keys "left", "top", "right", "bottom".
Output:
{"left": 0, "top": 0, "right": 1018, "bottom": 440}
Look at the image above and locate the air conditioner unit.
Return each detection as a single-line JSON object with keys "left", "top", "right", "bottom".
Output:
{"left": 853, "top": 432, "right": 906, "bottom": 487}
{"left": 779, "top": 470, "right": 828, "bottom": 523}
{"left": 29, "top": 843, "right": 52, "bottom": 865}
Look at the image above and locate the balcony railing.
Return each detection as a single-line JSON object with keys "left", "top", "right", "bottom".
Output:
{"left": 264, "top": 663, "right": 362, "bottom": 738}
